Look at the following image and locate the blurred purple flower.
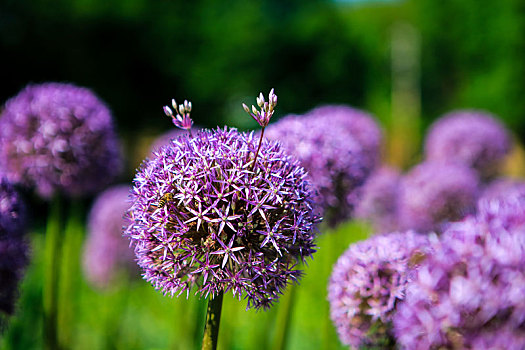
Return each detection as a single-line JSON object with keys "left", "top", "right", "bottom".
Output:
{"left": 398, "top": 161, "right": 479, "bottom": 233}
{"left": 124, "top": 127, "right": 319, "bottom": 310}
{"left": 0, "top": 82, "right": 123, "bottom": 198}
{"left": 0, "top": 177, "right": 29, "bottom": 316}
{"left": 424, "top": 110, "right": 511, "bottom": 180}
{"left": 328, "top": 231, "right": 430, "bottom": 348}
{"left": 354, "top": 166, "right": 401, "bottom": 234}
{"left": 83, "top": 185, "right": 137, "bottom": 290}
{"left": 394, "top": 213, "right": 525, "bottom": 350}
{"left": 265, "top": 105, "right": 381, "bottom": 226}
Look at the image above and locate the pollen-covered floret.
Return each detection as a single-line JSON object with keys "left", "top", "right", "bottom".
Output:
{"left": 125, "top": 127, "right": 319, "bottom": 309}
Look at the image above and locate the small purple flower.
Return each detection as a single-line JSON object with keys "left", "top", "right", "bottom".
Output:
{"left": 83, "top": 185, "right": 137, "bottom": 289}
{"left": 163, "top": 99, "right": 193, "bottom": 131}
{"left": 0, "top": 177, "right": 29, "bottom": 316}
{"left": 265, "top": 105, "right": 381, "bottom": 226}
{"left": 124, "top": 127, "right": 319, "bottom": 310}
{"left": 398, "top": 161, "right": 480, "bottom": 233}
{"left": 0, "top": 82, "right": 123, "bottom": 198}
{"left": 328, "top": 231, "right": 430, "bottom": 348}
{"left": 242, "top": 89, "right": 278, "bottom": 128}
{"left": 424, "top": 110, "right": 511, "bottom": 180}
{"left": 354, "top": 166, "right": 401, "bottom": 233}
{"left": 394, "top": 214, "right": 525, "bottom": 350}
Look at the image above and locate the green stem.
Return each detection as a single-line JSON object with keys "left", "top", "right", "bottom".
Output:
{"left": 251, "top": 127, "right": 265, "bottom": 171}
{"left": 43, "top": 195, "right": 64, "bottom": 350}
{"left": 201, "top": 292, "right": 224, "bottom": 350}
{"left": 272, "top": 283, "right": 297, "bottom": 350}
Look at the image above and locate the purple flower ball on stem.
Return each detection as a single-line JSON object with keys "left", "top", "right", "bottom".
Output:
{"left": 398, "top": 161, "right": 480, "bottom": 233}
{"left": 125, "top": 126, "right": 319, "bottom": 310}
{"left": 424, "top": 110, "right": 511, "bottom": 180}
{"left": 394, "top": 213, "right": 525, "bottom": 350}
{"left": 0, "top": 82, "right": 123, "bottom": 198}
{"left": 354, "top": 166, "right": 401, "bottom": 234}
{"left": 328, "top": 231, "right": 429, "bottom": 348}
{"left": 83, "top": 185, "right": 137, "bottom": 290}
{"left": 265, "top": 105, "right": 381, "bottom": 227}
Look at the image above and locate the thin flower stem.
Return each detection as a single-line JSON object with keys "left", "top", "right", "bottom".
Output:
{"left": 43, "top": 195, "right": 63, "bottom": 350}
{"left": 272, "top": 283, "right": 297, "bottom": 350}
{"left": 251, "top": 127, "right": 265, "bottom": 171}
{"left": 201, "top": 291, "right": 224, "bottom": 350}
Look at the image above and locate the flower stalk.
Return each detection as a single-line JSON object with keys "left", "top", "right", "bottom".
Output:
{"left": 201, "top": 291, "right": 224, "bottom": 350}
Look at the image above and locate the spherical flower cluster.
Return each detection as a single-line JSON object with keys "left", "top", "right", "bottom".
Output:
{"left": 265, "top": 105, "right": 381, "bottom": 226}
{"left": 424, "top": 110, "right": 511, "bottom": 180}
{"left": 0, "top": 82, "right": 122, "bottom": 198}
{"left": 125, "top": 127, "right": 319, "bottom": 309}
{"left": 328, "top": 231, "right": 429, "bottom": 348}
{"left": 83, "top": 185, "right": 137, "bottom": 289}
{"left": 394, "top": 214, "right": 525, "bottom": 349}
{"left": 0, "top": 177, "right": 29, "bottom": 316}
{"left": 354, "top": 166, "right": 401, "bottom": 234}
{"left": 398, "top": 161, "right": 479, "bottom": 233}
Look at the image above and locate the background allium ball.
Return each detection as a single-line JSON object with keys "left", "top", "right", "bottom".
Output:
{"left": 394, "top": 214, "right": 525, "bottom": 350}
{"left": 83, "top": 185, "right": 137, "bottom": 290}
{"left": 125, "top": 127, "right": 319, "bottom": 309}
{"left": 0, "top": 82, "right": 123, "bottom": 198}
{"left": 265, "top": 106, "right": 381, "bottom": 226}
{"left": 398, "top": 161, "right": 479, "bottom": 233}
{"left": 0, "top": 177, "right": 29, "bottom": 316}
{"left": 354, "top": 166, "right": 401, "bottom": 234}
{"left": 328, "top": 231, "right": 429, "bottom": 349}
{"left": 424, "top": 110, "right": 511, "bottom": 180}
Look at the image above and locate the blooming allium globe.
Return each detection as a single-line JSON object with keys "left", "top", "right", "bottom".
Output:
{"left": 125, "top": 127, "right": 319, "bottom": 309}
{"left": 83, "top": 185, "right": 137, "bottom": 289}
{"left": 354, "top": 166, "right": 401, "bottom": 234}
{"left": 265, "top": 106, "right": 381, "bottom": 226}
{"left": 398, "top": 161, "right": 479, "bottom": 233}
{"left": 393, "top": 214, "right": 525, "bottom": 350}
{"left": 328, "top": 231, "right": 430, "bottom": 349}
{"left": 0, "top": 82, "right": 122, "bottom": 198}
{"left": 0, "top": 177, "right": 29, "bottom": 316}
{"left": 424, "top": 110, "right": 511, "bottom": 180}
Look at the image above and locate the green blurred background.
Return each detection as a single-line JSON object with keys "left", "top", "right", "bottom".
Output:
{"left": 1, "top": 0, "right": 525, "bottom": 349}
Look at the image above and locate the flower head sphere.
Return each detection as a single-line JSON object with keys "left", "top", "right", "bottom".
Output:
{"left": 125, "top": 127, "right": 319, "bottom": 310}
{"left": 394, "top": 214, "right": 525, "bottom": 350}
{"left": 265, "top": 106, "right": 381, "bottom": 227}
{"left": 354, "top": 166, "right": 401, "bottom": 234}
{"left": 0, "top": 82, "right": 123, "bottom": 198}
{"left": 328, "top": 231, "right": 430, "bottom": 348}
{"left": 83, "top": 185, "right": 137, "bottom": 290}
{"left": 398, "top": 161, "right": 480, "bottom": 233}
{"left": 424, "top": 109, "right": 511, "bottom": 180}
{"left": 0, "top": 177, "right": 29, "bottom": 316}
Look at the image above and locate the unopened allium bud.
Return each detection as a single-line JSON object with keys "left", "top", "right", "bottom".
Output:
{"left": 243, "top": 88, "right": 277, "bottom": 128}
{"left": 424, "top": 110, "right": 511, "bottom": 180}
{"left": 125, "top": 127, "right": 319, "bottom": 309}
{"left": 0, "top": 83, "right": 122, "bottom": 198}
{"left": 83, "top": 185, "right": 137, "bottom": 289}
{"left": 398, "top": 161, "right": 479, "bottom": 233}
{"left": 265, "top": 105, "right": 381, "bottom": 226}
{"left": 394, "top": 212, "right": 525, "bottom": 350}
{"left": 354, "top": 166, "right": 401, "bottom": 234}
{"left": 328, "top": 231, "right": 430, "bottom": 348}
{"left": 164, "top": 98, "right": 193, "bottom": 131}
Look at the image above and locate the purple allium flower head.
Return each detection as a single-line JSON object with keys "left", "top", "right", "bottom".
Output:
{"left": 306, "top": 105, "right": 382, "bottom": 171}
{"left": 83, "top": 185, "right": 137, "bottom": 289}
{"left": 0, "top": 82, "right": 123, "bottom": 198}
{"left": 398, "top": 161, "right": 480, "bottom": 233}
{"left": 393, "top": 216, "right": 525, "bottom": 350}
{"left": 424, "top": 110, "right": 511, "bottom": 180}
{"left": 328, "top": 231, "right": 430, "bottom": 348}
{"left": 265, "top": 106, "right": 381, "bottom": 226}
{"left": 0, "top": 177, "right": 29, "bottom": 316}
{"left": 354, "top": 166, "right": 401, "bottom": 234}
{"left": 125, "top": 127, "right": 319, "bottom": 310}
